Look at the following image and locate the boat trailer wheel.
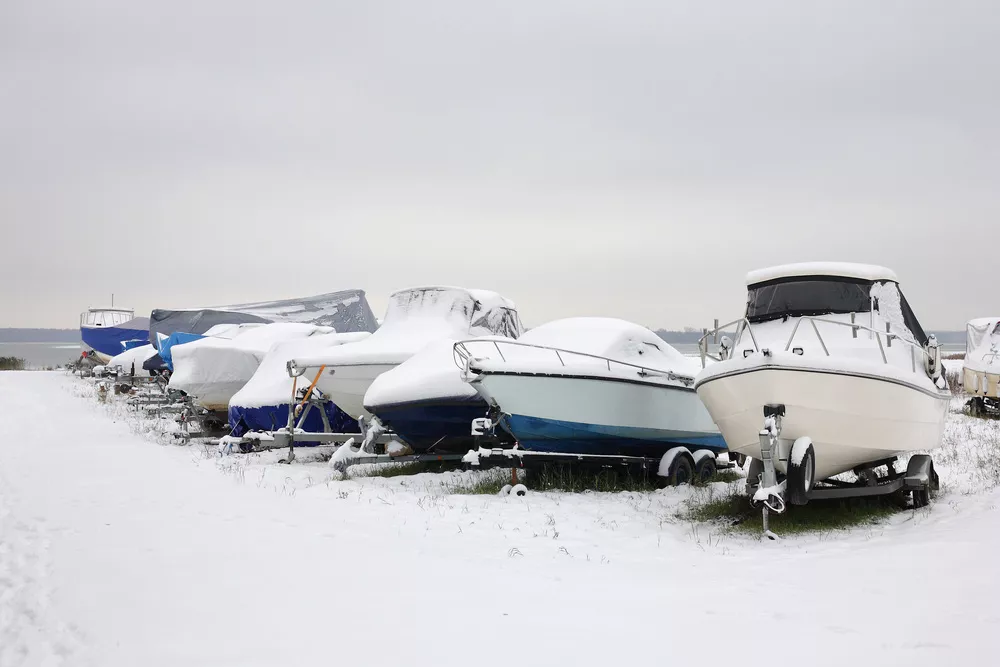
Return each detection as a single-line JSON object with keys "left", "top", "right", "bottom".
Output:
{"left": 786, "top": 438, "right": 816, "bottom": 506}
{"left": 694, "top": 456, "right": 716, "bottom": 484}
{"left": 664, "top": 452, "right": 695, "bottom": 487}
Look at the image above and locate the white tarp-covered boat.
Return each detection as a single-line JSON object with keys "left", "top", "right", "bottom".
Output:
{"left": 105, "top": 344, "right": 159, "bottom": 376}
{"left": 168, "top": 323, "right": 335, "bottom": 411}
{"left": 290, "top": 286, "right": 522, "bottom": 420}
{"left": 362, "top": 335, "right": 517, "bottom": 453}
{"left": 228, "top": 331, "right": 372, "bottom": 435}
{"left": 964, "top": 318, "right": 1000, "bottom": 408}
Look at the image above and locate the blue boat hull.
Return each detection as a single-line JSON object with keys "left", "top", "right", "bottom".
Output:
{"left": 367, "top": 397, "right": 513, "bottom": 454}
{"left": 81, "top": 325, "right": 149, "bottom": 360}
{"left": 228, "top": 402, "right": 360, "bottom": 445}
{"left": 501, "top": 414, "right": 728, "bottom": 458}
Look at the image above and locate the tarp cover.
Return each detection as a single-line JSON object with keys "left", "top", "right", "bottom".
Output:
{"left": 292, "top": 287, "right": 522, "bottom": 368}
{"left": 148, "top": 289, "right": 378, "bottom": 343}
{"left": 167, "top": 323, "right": 338, "bottom": 410}
{"left": 228, "top": 331, "right": 371, "bottom": 436}
{"left": 965, "top": 318, "right": 1000, "bottom": 374}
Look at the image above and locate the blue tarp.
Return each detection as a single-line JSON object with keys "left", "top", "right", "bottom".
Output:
{"left": 155, "top": 332, "right": 204, "bottom": 371}
{"left": 81, "top": 325, "right": 151, "bottom": 358}
{"left": 228, "top": 402, "right": 360, "bottom": 444}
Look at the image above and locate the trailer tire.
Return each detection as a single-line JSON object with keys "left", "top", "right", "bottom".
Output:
{"left": 694, "top": 456, "right": 716, "bottom": 484}
{"left": 664, "top": 452, "right": 695, "bottom": 487}
{"left": 786, "top": 439, "right": 816, "bottom": 506}
{"left": 747, "top": 458, "right": 763, "bottom": 497}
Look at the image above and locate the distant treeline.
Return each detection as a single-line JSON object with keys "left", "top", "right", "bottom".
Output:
{"left": 0, "top": 329, "right": 82, "bottom": 343}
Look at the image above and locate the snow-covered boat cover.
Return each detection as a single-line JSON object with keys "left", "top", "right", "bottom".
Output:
{"left": 292, "top": 287, "right": 522, "bottom": 368}
{"left": 746, "top": 262, "right": 899, "bottom": 286}
{"left": 167, "top": 323, "right": 338, "bottom": 409}
{"left": 463, "top": 317, "right": 699, "bottom": 378}
{"left": 106, "top": 344, "right": 159, "bottom": 375}
{"left": 364, "top": 337, "right": 491, "bottom": 407}
{"left": 230, "top": 331, "right": 372, "bottom": 410}
{"left": 148, "top": 289, "right": 378, "bottom": 342}
{"left": 965, "top": 318, "right": 1000, "bottom": 374}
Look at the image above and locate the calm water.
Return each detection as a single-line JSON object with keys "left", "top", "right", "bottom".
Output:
{"left": 0, "top": 342, "right": 83, "bottom": 368}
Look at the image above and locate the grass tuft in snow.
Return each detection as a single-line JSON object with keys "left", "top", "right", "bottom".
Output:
{"left": 680, "top": 484, "right": 905, "bottom": 535}
{"left": 349, "top": 460, "right": 463, "bottom": 478}
{"left": 0, "top": 356, "right": 27, "bottom": 371}
{"left": 523, "top": 463, "right": 661, "bottom": 493}
{"left": 447, "top": 469, "right": 513, "bottom": 495}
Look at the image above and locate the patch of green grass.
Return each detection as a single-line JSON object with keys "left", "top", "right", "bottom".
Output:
{"left": 448, "top": 469, "right": 513, "bottom": 495}
{"left": 349, "top": 460, "right": 462, "bottom": 478}
{"left": 0, "top": 356, "right": 26, "bottom": 371}
{"left": 523, "top": 462, "right": 661, "bottom": 493}
{"left": 694, "top": 468, "right": 743, "bottom": 486}
{"left": 680, "top": 484, "right": 906, "bottom": 535}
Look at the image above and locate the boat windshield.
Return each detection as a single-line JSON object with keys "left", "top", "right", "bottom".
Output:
{"left": 746, "top": 277, "right": 928, "bottom": 345}
{"left": 746, "top": 278, "right": 873, "bottom": 323}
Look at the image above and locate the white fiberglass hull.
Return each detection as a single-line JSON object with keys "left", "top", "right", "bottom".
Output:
{"left": 695, "top": 355, "right": 950, "bottom": 481}
{"left": 310, "top": 363, "right": 397, "bottom": 420}
{"left": 470, "top": 372, "right": 726, "bottom": 456}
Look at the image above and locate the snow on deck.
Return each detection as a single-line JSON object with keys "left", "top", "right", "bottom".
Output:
{"left": 1, "top": 371, "right": 998, "bottom": 666}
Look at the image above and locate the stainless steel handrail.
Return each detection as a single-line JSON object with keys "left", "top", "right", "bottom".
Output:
{"left": 697, "top": 314, "right": 932, "bottom": 372}
{"left": 453, "top": 339, "right": 695, "bottom": 386}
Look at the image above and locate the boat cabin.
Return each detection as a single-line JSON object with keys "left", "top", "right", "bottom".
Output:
{"left": 742, "top": 262, "right": 928, "bottom": 346}
{"left": 80, "top": 308, "right": 135, "bottom": 329}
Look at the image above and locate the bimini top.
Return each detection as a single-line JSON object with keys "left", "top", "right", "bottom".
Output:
{"left": 746, "top": 262, "right": 899, "bottom": 287}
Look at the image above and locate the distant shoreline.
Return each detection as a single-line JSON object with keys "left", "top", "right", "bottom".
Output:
{"left": 0, "top": 329, "right": 81, "bottom": 343}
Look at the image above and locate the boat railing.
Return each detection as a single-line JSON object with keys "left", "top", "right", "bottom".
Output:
{"left": 453, "top": 339, "right": 696, "bottom": 387}
{"left": 698, "top": 315, "right": 936, "bottom": 375}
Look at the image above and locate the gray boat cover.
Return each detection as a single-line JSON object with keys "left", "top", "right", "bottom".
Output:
{"left": 148, "top": 289, "right": 378, "bottom": 342}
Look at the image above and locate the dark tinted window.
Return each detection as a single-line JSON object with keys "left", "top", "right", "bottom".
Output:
{"left": 746, "top": 279, "right": 872, "bottom": 323}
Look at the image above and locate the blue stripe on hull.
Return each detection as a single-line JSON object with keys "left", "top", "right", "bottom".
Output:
{"left": 228, "top": 402, "right": 360, "bottom": 445}
{"left": 81, "top": 325, "right": 149, "bottom": 357}
{"left": 368, "top": 399, "right": 511, "bottom": 453}
{"left": 502, "top": 414, "right": 728, "bottom": 457}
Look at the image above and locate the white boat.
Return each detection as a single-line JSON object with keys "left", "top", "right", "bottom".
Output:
{"left": 289, "top": 287, "right": 522, "bottom": 421}
{"left": 963, "top": 318, "right": 1000, "bottom": 415}
{"left": 694, "top": 262, "right": 950, "bottom": 508}
{"left": 168, "top": 323, "right": 336, "bottom": 411}
{"left": 455, "top": 318, "right": 726, "bottom": 464}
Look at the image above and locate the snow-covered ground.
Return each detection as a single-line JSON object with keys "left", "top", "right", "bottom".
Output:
{"left": 1, "top": 371, "right": 998, "bottom": 666}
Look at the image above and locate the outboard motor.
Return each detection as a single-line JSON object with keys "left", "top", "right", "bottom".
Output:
{"left": 925, "top": 334, "right": 942, "bottom": 381}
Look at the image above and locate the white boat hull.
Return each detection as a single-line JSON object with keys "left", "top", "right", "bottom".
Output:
{"left": 695, "top": 357, "right": 950, "bottom": 480}
{"left": 471, "top": 372, "right": 726, "bottom": 456}
{"left": 310, "top": 363, "right": 397, "bottom": 420}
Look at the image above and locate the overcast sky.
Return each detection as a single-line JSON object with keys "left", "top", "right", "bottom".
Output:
{"left": 1, "top": 1, "right": 996, "bottom": 330}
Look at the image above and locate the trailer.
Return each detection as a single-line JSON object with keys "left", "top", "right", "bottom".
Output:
{"left": 748, "top": 409, "right": 939, "bottom": 539}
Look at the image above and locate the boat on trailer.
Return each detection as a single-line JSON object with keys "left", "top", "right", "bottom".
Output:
{"left": 694, "top": 262, "right": 949, "bottom": 531}
{"left": 79, "top": 307, "right": 150, "bottom": 363}
{"left": 455, "top": 317, "right": 728, "bottom": 484}
{"left": 963, "top": 318, "right": 1000, "bottom": 417}
{"left": 289, "top": 286, "right": 523, "bottom": 422}
{"left": 363, "top": 337, "right": 517, "bottom": 455}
